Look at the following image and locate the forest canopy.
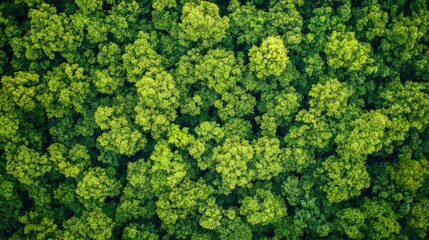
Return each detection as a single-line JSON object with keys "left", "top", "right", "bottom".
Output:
{"left": 1, "top": 0, "right": 429, "bottom": 239}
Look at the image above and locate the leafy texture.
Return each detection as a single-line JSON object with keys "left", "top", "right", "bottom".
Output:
{"left": 1, "top": 0, "right": 428, "bottom": 239}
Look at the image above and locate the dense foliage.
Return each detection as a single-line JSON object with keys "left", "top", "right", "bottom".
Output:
{"left": 1, "top": 0, "right": 429, "bottom": 239}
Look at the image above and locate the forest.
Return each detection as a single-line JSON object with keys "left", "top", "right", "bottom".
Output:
{"left": 0, "top": 0, "right": 429, "bottom": 239}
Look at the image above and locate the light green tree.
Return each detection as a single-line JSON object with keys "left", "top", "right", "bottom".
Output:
{"left": 37, "top": 63, "right": 89, "bottom": 119}
{"left": 317, "top": 155, "right": 370, "bottom": 203}
{"left": 251, "top": 137, "right": 283, "bottom": 180}
{"left": 408, "top": 199, "right": 429, "bottom": 238}
{"left": 387, "top": 150, "right": 428, "bottom": 192}
{"left": 116, "top": 159, "right": 156, "bottom": 223}
{"left": 1, "top": 71, "right": 39, "bottom": 111}
{"left": 95, "top": 106, "right": 146, "bottom": 157}
{"left": 248, "top": 36, "right": 290, "bottom": 78}
{"left": 76, "top": 167, "right": 121, "bottom": 202}
{"left": 17, "top": 3, "right": 83, "bottom": 61}
{"left": 212, "top": 137, "right": 255, "bottom": 190}
{"left": 335, "top": 207, "right": 365, "bottom": 239}
{"left": 179, "top": 1, "right": 229, "bottom": 47}
{"left": 308, "top": 78, "right": 353, "bottom": 118}
{"left": 239, "top": 189, "right": 287, "bottom": 225}
{"left": 195, "top": 48, "right": 241, "bottom": 94}
{"left": 122, "top": 31, "right": 162, "bottom": 83}
{"left": 325, "top": 31, "right": 371, "bottom": 71}
{"left": 360, "top": 198, "right": 401, "bottom": 239}
{"left": 134, "top": 70, "right": 180, "bottom": 138}
{"left": 48, "top": 143, "right": 90, "bottom": 178}
{"left": 62, "top": 207, "right": 114, "bottom": 240}
{"left": 6, "top": 145, "right": 51, "bottom": 185}
{"left": 75, "top": 0, "right": 103, "bottom": 14}
{"left": 156, "top": 178, "right": 213, "bottom": 225}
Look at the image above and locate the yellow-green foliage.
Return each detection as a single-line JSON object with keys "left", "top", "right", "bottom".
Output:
{"left": 0, "top": 0, "right": 428, "bottom": 239}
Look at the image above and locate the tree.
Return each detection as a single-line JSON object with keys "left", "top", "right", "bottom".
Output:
{"left": 317, "top": 155, "right": 370, "bottom": 203}
{"left": 18, "top": 3, "right": 83, "bottom": 61}
{"left": 62, "top": 207, "right": 114, "bottom": 240}
{"left": 227, "top": 0, "right": 303, "bottom": 49}
{"left": 149, "top": 140, "right": 189, "bottom": 193}
{"left": 155, "top": 178, "right": 213, "bottom": 226}
{"left": 251, "top": 137, "right": 283, "bottom": 180}
{"left": 217, "top": 215, "right": 252, "bottom": 240}
{"left": 408, "top": 199, "right": 429, "bottom": 238}
{"left": 380, "top": 80, "right": 429, "bottom": 131}
{"left": 195, "top": 48, "right": 241, "bottom": 95}
{"left": 53, "top": 179, "right": 82, "bottom": 215}
{"left": 122, "top": 223, "right": 159, "bottom": 240}
{"left": 268, "top": 0, "right": 304, "bottom": 50}
{"left": 94, "top": 106, "right": 146, "bottom": 157}
{"left": 198, "top": 197, "right": 223, "bottom": 230}
{"left": 179, "top": 1, "right": 229, "bottom": 48}
{"left": 116, "top": 158, "right": 156, "bottom": 222}
{"left": 1, "top": 71, "right": 39, "bottom": 111}
{"left": 76, "top": 167, "right": 121, "bottom": 203}
{"left": 239, "top": 189, "right": 287, "bottom": 225}
{"left": 92, "top": 42, "right": 124, "bottom": 94}
{"left": 0, "top": 87, "right": 21, "bottom": 144}
{"left": 360, "top": 198, "right": 401, "bottom": 239}
{"left": 151, "top": 0, "right": 179, "bottom": 33}
{"left": 257, "top": 87, "right": 301, "bottom": 132}
{"left": 227, "top": 0, "right": 275, "bottom": 47}
{"left": 248, "top": 36, "right": 290, "bottom": 78}
{"left": 48, "top": 143, "right": 90, "bottom": 178}
{"left": 325, "top": 31, "right": 371, "bottom": 71}
{"left": 5, "top": 145, "right": 51, "bottom": 185}
{"left": 37, "top": 63, "right": 89, "bottom": 119}
{"left": 286, "top": 110, "right": 333, "bottom": 150}
{"left": 18, "top": 214, "right": 60, "bottom": 240}
{"left": 105, "top": 1, "right": 150, "bottom": 43}
{"left": 212, "top": 136, "right": 255, "bottom": 190}
{"left": 304, "top": 5, "right": 350, "bottom": 53}
{"left": 189, "top": 121, "right": 224, "bottom": 170}
{"left": 122, "top": 31, "right": 162, "bottom": 83}
{"left": 387, "top": 150, "right": 428, "bottom": 192}
{"left": 134, "top": 70, "right": 180, "bottom": 138}
{"left": 214, "top": 86, "right": 256, "bottom": 121}
{"left": 335, "top": 207, "right": 365, "bottom": 239}
{"left": 0, "top": 174, "right": 22, "bottom": 237}
{"left": 354, "top": 3, "right": 389, "bottom": 42}
{"left": 75, "top": 0, "right": 104, "bottom": 14}
{"left": 308, "top": 78, "right": 353, "bottom": 118}
{"left": 336, "top": 110, "right": 390, "bottom": 158}
{"left": 379, "top": 12, "right": 429, "bottom": 70}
